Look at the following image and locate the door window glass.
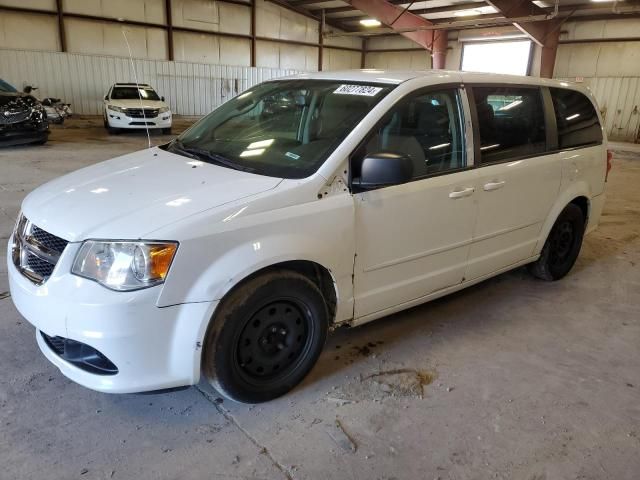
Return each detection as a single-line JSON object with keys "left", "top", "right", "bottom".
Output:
{"left": 356, "top": 89, "right": 465, "bottom": 179}
{"left": 550, "top": 87, "right": 602, "bottom": 149}
{"left": 473, "top": 86, "right": 546, "bottom": 163}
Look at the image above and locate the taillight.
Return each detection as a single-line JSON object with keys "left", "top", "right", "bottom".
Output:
{"left": 606, "top": 149, "right": 613, "bottom": 182}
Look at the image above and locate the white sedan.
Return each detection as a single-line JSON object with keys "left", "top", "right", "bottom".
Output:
{"left": 103, "top": 83, "right": 172, "bottom": 134}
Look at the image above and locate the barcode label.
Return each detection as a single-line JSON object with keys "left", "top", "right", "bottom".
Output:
{"left": 333, "top": 84, "right": 383, "bottom": 97}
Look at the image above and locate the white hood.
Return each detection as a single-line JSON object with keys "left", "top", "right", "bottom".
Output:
{"left": 21, "top": 147, "right": 282, "bottom": 241}
{"left": 107, "top": 99, "right": 168, "bottom": 110}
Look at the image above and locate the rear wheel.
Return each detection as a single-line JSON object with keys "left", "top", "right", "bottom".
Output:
{"left": 203, "top": 270, "right": 329, "bottom": 403}
{"left": 529, "top": 203, "right": 585, "bottom": 281}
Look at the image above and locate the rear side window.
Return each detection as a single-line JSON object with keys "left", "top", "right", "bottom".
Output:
{"left": 472, "top": 86, "right": 546, "bottom": 164}
{"left": 550, "top": 88, "right": 602, "bottom": 149}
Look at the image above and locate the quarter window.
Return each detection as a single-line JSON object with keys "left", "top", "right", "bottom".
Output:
{"left": 472, "top": 86, "right": 546, "bottom": 164}
{"left": 550, "top": 88, "right": 602, "bottom": 149}
{"left": 356, "top": 89, "right": 466, "bottom": 179}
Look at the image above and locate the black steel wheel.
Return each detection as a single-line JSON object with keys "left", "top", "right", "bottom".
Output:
{"left": 203, "top": 270, "right": 328, "bottom": 403}
{"left": 529, "top": 203, "right": 585, "bottom": 281}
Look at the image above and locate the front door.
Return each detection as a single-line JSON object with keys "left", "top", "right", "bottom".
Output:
{"left": 352, "top": 87, "right": 478, "bottom": 319}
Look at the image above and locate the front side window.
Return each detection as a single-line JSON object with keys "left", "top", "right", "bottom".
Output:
{"left": 353, "top": 88, "right": 466, "bottom": 180}
{"left": 111, "top": 86, "right": 160, "bottom": 101}
{"left": 550, "top": 87, "right": 602, "bottom": 149}
{"left": 472, "top": 86, "right": 546, "bottom": 164}
{"left": 167, "top": 80, "right": 393, "bottom": 179}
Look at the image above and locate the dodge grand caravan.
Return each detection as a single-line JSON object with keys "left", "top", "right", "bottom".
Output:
{"left": 8, "top": 70, "right": 609, "bottom": 403}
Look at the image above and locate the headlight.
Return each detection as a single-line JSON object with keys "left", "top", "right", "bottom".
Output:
{"left": 158, "top": 106, "right": 170, "bottom": 114}
{"left": 107, "top": 105, "right": 125, "bottom": 113}
{"left": 71, "top": 241, "right": 178, "bottom": 291}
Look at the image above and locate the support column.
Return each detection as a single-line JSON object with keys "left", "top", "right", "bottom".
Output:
{"left": 55, "top": 0, "right": 66, "bottom": 52}
{"left": 361, "top": 38, "right": 367, "bottom": 69}
{"left": 318, "top": 9, "right": 324, "bottom": 71}
{"left": 432, "top": 30, "right": 447, "bottom": 69}
{"left": 251, "top": 0, "right": 256, "bottom": 67}
{"left": 165, "top": 0, "right": 174, "bottom": 61}
{"left": 540, "top": 27, "right": 559, "bottom": 78}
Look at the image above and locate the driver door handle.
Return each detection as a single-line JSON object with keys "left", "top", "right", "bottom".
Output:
{"left": 449, "top": 187, "right": 475, "bottom": 199}
{"left": 483, "top": 181, "right": 506, "bottom": 191}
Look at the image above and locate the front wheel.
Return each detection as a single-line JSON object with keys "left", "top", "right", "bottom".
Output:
{"left": 203, "top": 270, "right": 328, "bottom": 403}
{"left": 529, "top": 203, "right": 585, "bottom": 281}
{"left": 162, "top": 127, "right": 172, "bottom": 135}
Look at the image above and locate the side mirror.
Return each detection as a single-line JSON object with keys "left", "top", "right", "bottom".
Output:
{"left": 353, "top": 152, "right": 413, "bottom": 190}
{"left": 104, "top": 95, "right": 108, "bottom": 100}
{"left": 161, "top": 96, "right": 165, "bottom": 101}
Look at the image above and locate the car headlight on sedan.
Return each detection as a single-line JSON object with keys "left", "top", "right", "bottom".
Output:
{"left": 158, "top": 106, "right": 171, "bottom": 114}
{"left": 107, "top": 105, "right": 125, "bottom": 113}
{"left": 71, "top": 241, "right": 178, "bottom": 291}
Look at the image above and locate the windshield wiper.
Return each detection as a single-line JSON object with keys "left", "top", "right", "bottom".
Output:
{"left": 168, "top": 140, "right": 255, "bottom": 173}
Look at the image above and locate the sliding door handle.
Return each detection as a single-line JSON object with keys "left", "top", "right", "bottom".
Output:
{"left": 483, "top": 181, "right": 506, "bottom": 191}
{"left": 449, "top": 187, "right": 475, "bottom": 199}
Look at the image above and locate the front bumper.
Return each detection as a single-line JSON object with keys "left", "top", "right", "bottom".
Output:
{"left": 8, "top": 238, "right": 217, "bottom": 393}
{"left": 0, "top": 121, "right": 49, "bottom": 146}
{"left": 106, "top": 110, "right": 172, "bottom": 130}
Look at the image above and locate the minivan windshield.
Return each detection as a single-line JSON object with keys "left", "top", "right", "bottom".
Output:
{"left": 165, "top": 80, "right": 394, "bottom": 178}
{"left": 0, "top": 78, "right": 18, "bottom": 93}
{"left": 111, "top": 86, "right": 160, "bottom": 101}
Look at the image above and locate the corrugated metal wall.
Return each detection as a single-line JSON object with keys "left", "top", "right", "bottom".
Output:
{"left": 0, "top": 48, "right": 301, "bottom": 116}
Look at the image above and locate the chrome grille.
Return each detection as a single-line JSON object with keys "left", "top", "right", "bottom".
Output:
{"left": 11, "top": 215, "right": 69, "bottom": 285}
{"left": 125, "top": 108, "right": 159, "bottom": 119}
{"left": 0, "top": 109, "right": 31, "bottom": 125}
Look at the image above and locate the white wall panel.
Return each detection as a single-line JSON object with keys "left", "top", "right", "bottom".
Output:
{"left": 322, "top": 48, "right": 360, "bottom": 71}
{"left": 367, "top": 36, "right": 417, "bottom": 50}
{"left": 365, "top": 50, "right": 430, "bottom": 70}
{"left": 324, "top": 32, "right": 361, "bottom": 50}
{"left": 65, "top": 19, "right": 168, "bottom": 59}
{"left": 0, "top": 0, "right": 53, "bottom": 10}
{"left": 255, "top": 0, "right": 317, "bottom": 44}
{"left": 64, "top": 0, "right": 166, "bottom": 24}
{"left": 0, "top": 48, "right": 299, "bottom": 116}
{"left": 0, "top": 12, "right": 60, "bottom": 51}
{"left": 256, "top": 40, "right": 317, "bottom": 71}
{"left": 173, "top": 31, "right": 250, "bottom": 66}
{"left": 171, "top": 0, "right": 250, "bottom": 35}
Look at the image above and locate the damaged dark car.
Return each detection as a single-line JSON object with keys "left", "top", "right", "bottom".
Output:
{"left": 0, "top": 78, "right": 49, "bottom": 147}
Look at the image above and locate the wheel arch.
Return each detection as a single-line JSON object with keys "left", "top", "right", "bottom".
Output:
{"left": 222, "top": 260, "right": 338, "bottom": 324}
{"left": 534, "top": 184, "right": 591, "bottom": 255}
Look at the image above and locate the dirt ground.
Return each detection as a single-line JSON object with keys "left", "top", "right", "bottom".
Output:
{"left": 0, "top": 118, "right": 638, "bottom": 480}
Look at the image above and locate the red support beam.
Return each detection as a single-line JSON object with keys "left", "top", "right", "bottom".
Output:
{"left": 346, "top": 0, "right": 436, "bottom": 52}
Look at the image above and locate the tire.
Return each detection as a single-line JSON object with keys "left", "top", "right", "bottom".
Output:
{"left": 162, "top": 127, "right": 172, "bottom": 135}
{"left": 528, "top": 203, "right": 585, "bottom": 281}
{"left": 104, "top": 115, "right": 119, "bottom": 135}
{"left": 203, "top": 270, "right": 329, "bottom": 403}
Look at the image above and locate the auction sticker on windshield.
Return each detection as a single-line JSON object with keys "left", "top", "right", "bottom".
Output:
{"left": 333, "top": 85, "right": 383, "bottom": 96}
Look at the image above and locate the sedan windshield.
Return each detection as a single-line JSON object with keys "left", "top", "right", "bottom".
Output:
{"left": 111, "top": 86, "right": 160, "bottom": 101}
{"left": 166, "top": 80, "right": 394, "bottom": 178}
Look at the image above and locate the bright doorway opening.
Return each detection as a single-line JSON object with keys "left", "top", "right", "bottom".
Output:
{"left": 461, "top": 40, "right": 532, "bottom": 75}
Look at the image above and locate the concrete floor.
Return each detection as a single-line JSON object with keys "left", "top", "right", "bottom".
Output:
{"left": 1, "top": 118, "right": 639, "bottom": 480}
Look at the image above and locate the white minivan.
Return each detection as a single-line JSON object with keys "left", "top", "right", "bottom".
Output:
{"left": 9, "top": 70, "right": 609, "bottom": 403}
